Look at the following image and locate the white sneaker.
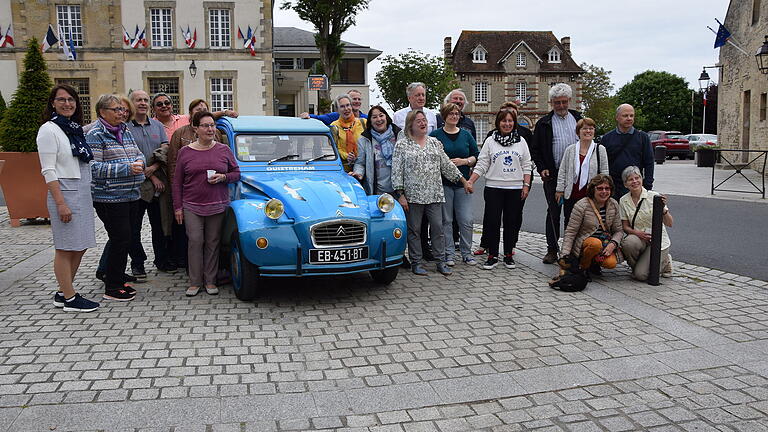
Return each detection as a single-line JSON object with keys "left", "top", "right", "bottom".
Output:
{"left": 463, "top": 257, "right": 477, "bottom": 266}
{"left": 445, "top": 260, "right": 456, "bottom": 267}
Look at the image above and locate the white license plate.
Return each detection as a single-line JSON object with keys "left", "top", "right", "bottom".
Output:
{"left": 309, "top": 246, "right": 368, "bottom": 264}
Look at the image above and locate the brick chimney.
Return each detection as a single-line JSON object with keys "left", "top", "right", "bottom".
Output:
{"left": 561, "top": 36, "right": 571, "bottom": 56}
{"left": 444, "top": 37, "right": 452, "bottom": 62}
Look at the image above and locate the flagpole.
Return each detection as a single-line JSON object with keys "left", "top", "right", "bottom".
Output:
{"left": 708, "top": 26, "right": 749, "bottom": 56}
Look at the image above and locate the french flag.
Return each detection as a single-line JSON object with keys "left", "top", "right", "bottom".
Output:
{"left": 41, "top": 25, "right": 59, "bottom": 52}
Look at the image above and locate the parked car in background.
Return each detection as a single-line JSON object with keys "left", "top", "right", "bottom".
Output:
{"left": 216, "top": 116, "right": 407, "bottom": 301}
{"left": 685, "top": 134, "right": 718, "bottom": 151}
{"left": 648, "top": 130, "right": 692, "bottom": 159}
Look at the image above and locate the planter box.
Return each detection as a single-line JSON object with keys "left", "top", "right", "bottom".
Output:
{"left": 695, "top": 149, "right": 718, "bottom": 168}
{"left": 0, "top": 152, "right": 50, "bottom": 227}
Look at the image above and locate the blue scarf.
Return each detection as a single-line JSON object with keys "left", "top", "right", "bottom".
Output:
{"left": 51, "top": 114, "right": 92, "bottom": 163}
{"left": 371, "top": 126, "right": 395, "bottom": 166}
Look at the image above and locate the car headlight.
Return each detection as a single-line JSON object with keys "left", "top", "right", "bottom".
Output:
{"left": 264, "top": 198, "right": 284, "bottom": 220}
{"left": 377, "top": 193, "right": 395, "bottom": 213}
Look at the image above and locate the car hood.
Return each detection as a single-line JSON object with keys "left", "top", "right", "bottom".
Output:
{"left": 240, "top": 171, "right": 370, "bottom": 219}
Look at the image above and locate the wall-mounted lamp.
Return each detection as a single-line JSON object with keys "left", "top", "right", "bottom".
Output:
{"left": 756, "top": 35, "right": 768, "bottom": 74}
{"left": 698, "top": 68, "right": 711, "bottom": 91}
{"left": 276, "top": 71, "right": 284, "bottom": 86}
{"left": 189, "top": 60, "right": 198, "bottom": 78}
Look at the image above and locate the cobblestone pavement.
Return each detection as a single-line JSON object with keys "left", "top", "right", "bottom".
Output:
{"left": 1, "top": 208, "right": 767, "bottom": 431}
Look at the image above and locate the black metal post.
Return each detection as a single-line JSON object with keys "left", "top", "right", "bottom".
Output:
{"left": 647, "top": 195, "right": 664, "bottom": 286}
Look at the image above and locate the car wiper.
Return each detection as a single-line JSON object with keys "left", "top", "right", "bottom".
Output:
{"left": 305, "top": 153, "right": 336, "bottom": 164}
{"left": 267, "top": 154, "right": 299, "bottom": 164}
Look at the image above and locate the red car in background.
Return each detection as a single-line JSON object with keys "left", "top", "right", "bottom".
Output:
{"left": 648, "top": 131, "right": 692, "bottom": 159}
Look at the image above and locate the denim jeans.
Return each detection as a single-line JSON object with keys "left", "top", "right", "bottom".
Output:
{"left": 442, "top": 185, "right": 473, "bottom": 260}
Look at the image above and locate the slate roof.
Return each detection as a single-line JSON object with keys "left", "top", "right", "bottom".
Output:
{"left": 451, "top": 30, "right": 584, "bottom": 74}
{"left": 274, "top": 27, "right": 381, "bottom": 57}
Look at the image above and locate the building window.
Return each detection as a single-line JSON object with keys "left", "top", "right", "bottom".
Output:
{"left": 210, "top": 78, "right": 234, "bottom": 112}
{"left": 516, "top": 82, "right": 527, "bottom": 104}
{"left": 301, "top": 58, "right": 320, "bottom": 71}
{"left": 754, "top": 0, "right": 761, "bottom": 25}
{"left": 275, "top": 58, "right": 295, "bottom": 69}
{"left": 548, "top": 48, "right": 561, "bottom": 63}
{"left": 148, "top": 77, "right": 180, "bottom": 113}
{"left": 209, "top": 9, "right": 231, "bottom": 48}
{"left": 761, "top": 93, "right": 767, "bottom": 121}
{"left": 474, "top": 82, "right": 488, "bottom": 103}
{"left": 333, "top": 59, "right": 365, "bottom": 84}
{"left": 150, "top": 8, "right": 173, "bottom": 48}
{"left": 516, "top": 52, "right": 526, "bottom": 67}
{"left": 472, "top": 46, "right": 487, "bottom": 63}
{"left": 474, "top": 115, "right": 489, "bottom": 139}
{"left": 55, "top": 78, "right": 91, "bottom": 123}
{"left": 56, "top": 5, "right": 83, "bottom": 47}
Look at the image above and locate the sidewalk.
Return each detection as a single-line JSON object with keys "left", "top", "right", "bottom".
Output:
{"left": 1, "top": 207, "right": 768, "bottom": 431}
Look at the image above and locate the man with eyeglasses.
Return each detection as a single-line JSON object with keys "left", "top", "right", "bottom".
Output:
{"left": 531, "top": 83, "right": 582, "bottom": 264}
{"left": 299, "top": 89, "right": 368, "bottom": 125}
{"left": 125, "top": 89, "right": 175, "bottom": 277}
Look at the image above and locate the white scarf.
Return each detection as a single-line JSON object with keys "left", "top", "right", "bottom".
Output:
{"left": 574, "top": 140, "right": 596, "bottom": 190}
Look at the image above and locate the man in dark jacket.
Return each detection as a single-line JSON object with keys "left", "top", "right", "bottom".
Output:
{"left": 531, "top": 83, "right": 582, "bottom": 264}
{"left": 601, "top": 104, "right": 654, "bottom": 199}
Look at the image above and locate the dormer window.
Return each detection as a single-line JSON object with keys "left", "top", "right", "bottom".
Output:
{"left": 516, "top": 52, "right": 526, "bottom": 67}
{"left": 472, "top": 45, "right": 487, "bottom": 63}
{"left": 548, "top": 48, "right": 561, "bottom": 63}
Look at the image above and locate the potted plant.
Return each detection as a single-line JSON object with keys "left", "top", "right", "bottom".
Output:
{"left": 0, "top": 37, "right": 53, "bottom": 226}
{"left": 694, "top": 143, "right": 720, "bottom": 168}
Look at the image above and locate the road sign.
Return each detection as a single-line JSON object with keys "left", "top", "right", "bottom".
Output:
{"left": 308, "top": 75, "right": 328, "bottom": 91}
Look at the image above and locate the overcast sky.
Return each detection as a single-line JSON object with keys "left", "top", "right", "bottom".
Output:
{"left": 275, "top": 0, "right": 732, "bottom": 106}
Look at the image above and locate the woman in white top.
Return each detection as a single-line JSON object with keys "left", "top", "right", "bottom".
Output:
{"left": 468, "top": 108, "right": 532, "bottom": 270}
{"left": 555, "top": 117, "right": 609, "bottom": 226}
{"left": 36, "top": 85, "right": 99, "bottom": 312}
{"left": 619, "top": 166, "right": 674, "bottom": 281}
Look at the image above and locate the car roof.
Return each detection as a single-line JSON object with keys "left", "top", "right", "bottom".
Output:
{"left": 219, "top": 115, "right": 331, "bottom": 134}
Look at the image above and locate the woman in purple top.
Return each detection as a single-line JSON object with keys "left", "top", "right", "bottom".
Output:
{"left": 172, "top": 111, "right": 240, "bottom": 296}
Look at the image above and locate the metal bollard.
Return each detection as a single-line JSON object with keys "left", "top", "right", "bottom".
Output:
{"left": 647, "top": 195, "right": 664, "bottom": 286}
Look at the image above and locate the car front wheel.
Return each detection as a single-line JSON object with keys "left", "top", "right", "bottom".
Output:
{"left": 370, "top": 266, "right": 399, "bottom": 285}
{"left": 230, "top": 232, "right": 259, "bottom": 301}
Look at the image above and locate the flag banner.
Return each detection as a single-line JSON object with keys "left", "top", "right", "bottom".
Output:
{"left": 714, "top": 19, "right": 731, "bottom": 48}
{"left": 68, "top": 28, "right": 77, "bottom": 61}
{"left": 122, "top": 25, "right": 132, "bottom": 46}
{"left": 0, "top": 24, "right": 14, "bottom": 48}
{"left": 41, "top": 25, "right": 59, "bottom": 52}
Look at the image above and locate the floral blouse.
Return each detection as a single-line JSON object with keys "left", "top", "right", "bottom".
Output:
{"left": 391, "top": 136, "right": 462, "bottom": 204}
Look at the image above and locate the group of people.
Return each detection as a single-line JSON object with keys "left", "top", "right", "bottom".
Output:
{"left": 37, "top": 85, "right": 240, "bottom": 312}
{"left": 38, "top": 79, "right": 674, "bottom": 312}
{"left": 312, "top": 83, "right": 673, "bottom": 282}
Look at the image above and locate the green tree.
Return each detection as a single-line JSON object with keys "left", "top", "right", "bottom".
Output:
{"left": 0, "top": 38, "right": 53, "bottom": 152}
{"left": 280, "top": 0, "right": 370, "bottom": 103}
{"left": 375, "top": 50, "right": 458, "bottom": 111}
{"left": 579, "top": 63, "right": 616, "bottom": 134}
{"left": 0, "top": 91, "right": 7, "bottom": 125}
{"left": 614, "top": 70, "right": 691, "bottom": 132}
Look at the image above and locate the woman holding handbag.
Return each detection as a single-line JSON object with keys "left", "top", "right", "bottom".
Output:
{"left": 560, "top": 174, "right": 623, "bottom": 274}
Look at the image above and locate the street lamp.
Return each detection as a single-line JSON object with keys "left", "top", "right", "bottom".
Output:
{"left": 756, "top": 35, "right": 768, "bottom": 74}
{"left": 188, "top": 60, "right": 197, "bottom": 78}
{"left": 698, "top": 69, "right": 710, "bottom": 133}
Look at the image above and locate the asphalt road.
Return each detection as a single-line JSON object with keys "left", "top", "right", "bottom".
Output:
{"left": 471, "top": 179, "right": 768, "bottom": 281}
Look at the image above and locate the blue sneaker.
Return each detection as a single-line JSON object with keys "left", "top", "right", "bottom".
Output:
{"left": 62, "top": 293, "right": 100, "bottom": 312}
{"left": 436, "top": 262, "right": 453, "bottom": 275}
{"left": 411, "top": 264, "right": 428, "bottom": 276}
{"left": 53, "top": 292, "right": 65, "bottom": 308}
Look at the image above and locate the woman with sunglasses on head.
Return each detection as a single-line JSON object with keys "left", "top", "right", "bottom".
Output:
{"left": 87, "top": 94, "right": 146, "bottom": 301}
{"left": 560, "top": 174, "right": 624, "bottom": 274}
{"left": 172, "top": 111, "right": 240, "bottom": 297}
{"left": 37, "top": 85, "right": 100, "bottom": 312}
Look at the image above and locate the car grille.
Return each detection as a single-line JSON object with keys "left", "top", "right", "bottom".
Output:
{"left": 310, "top": 220, "right": 367, "bottom": 247}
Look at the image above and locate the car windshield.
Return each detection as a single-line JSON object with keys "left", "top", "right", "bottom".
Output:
{"left": 234, "top": 134, "right": 337, "bottom": 162}
{"left": 668, "top": 134, "right": 686, "bottom": 140}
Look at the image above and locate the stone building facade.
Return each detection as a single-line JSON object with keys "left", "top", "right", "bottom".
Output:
{"left": 446, "top": 31, "right": 584, "bottom": 138}
{"left": 717, "top": 0, "right": 768, "bottom": 163}
{"left": 0, "top": 0, "right": 273, "bottom": 120}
